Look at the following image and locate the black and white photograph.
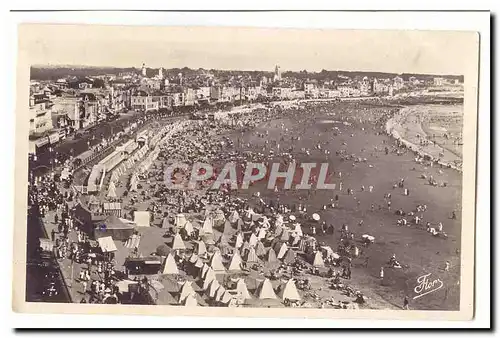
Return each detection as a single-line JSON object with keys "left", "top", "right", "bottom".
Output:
{"left": 12, "top": 22, "right": 480, "bottom": 321}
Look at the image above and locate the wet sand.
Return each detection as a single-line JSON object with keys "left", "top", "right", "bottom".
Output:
{"left": 225, "top": 102, "right": 462, "bottom": 310}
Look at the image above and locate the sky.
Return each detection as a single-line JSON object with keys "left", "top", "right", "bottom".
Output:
{"left": 19, "top": 24, "right": 478, "bottom": 75}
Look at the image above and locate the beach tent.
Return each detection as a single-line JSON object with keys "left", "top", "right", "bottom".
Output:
{"left": 235, "top": 233, "right": 244, "bottom": 249}
{"left": 255, "top": 279, "right": 278, "bottom": 300}
{"left": 97, "top": 236, "right": 117, "bottom": 253}
{"left": 195, "top": 241, "right": 207, "bottom": 256}
{"left": 257, "top": 228, "right": 267, "bottom": 239}
{"left": 277, "top": 243, "right": 288, "bottom": 260}
{"left": 282, "top": 249, "right": 296, "bottom": 264}
{"left": 172, "top": 233, "right": 186, "bottom": 250}
{"left": 223, "top": 220, "right": 234, "bottom": 234}
{"left": 220, "top": 290, "right": 233, "bottom": 305}
{"left": 227, "top": 251, "right": 243, "bottom": 271}
{"left": 248, "top": 233, "right": 259, "bottom": 247}
{"left": 184, "top": 221, "right": 194, "bottom": 236}
{"left": 202, "top": 216, "right": 214, "bottom": 234}
{"left": 277, "top": 279, "right": 301, "bottom": 301}
{"left": 236, "top": 218, "right": 244, "bottom": 231}
{"left": 217, "top": 234, "right": 230, "bottom": 246}
{"left": 280, "top": 229, "right": 290, "bottom": 242}
{"left": 207, "top": 279, "right": 221, "bottom": 298}
{"left": 312, "top": 251, "right": 325, "bottom": 267}
{"left": 266, "top": 248, "right": 279, "bottom": 264}
{"left": 178, "top": 281, "right": 196, "bottom": 304}
{"left": 183, "top": 294, "right": 198, "bottom": 307}
{"left": 240, "top": 241, "right": 250, "bottom": 255}
{"left": 229, "top": 210, "right": 240, "bottom": 223}
{"left": 290, "top": 235, "right": 300, "bottom": 247}
{"left": 235, "top": 278, "right": 252, "bottom": 301}
{"left": 96, "top": 215, "right": 135, "bottom": 241}
{"left": 107, "top": 181, "right": 117, "bottom": 199}
{"left": 255, "top": 241, "right": 266, "bottom": 257}
{"left": 275, "top": 215, "right": 284, "bottom": 227}
{"left": 161, "top": 253, "right": 179, "bottom": 275}
{"left": 210, "top": 251, "right": 226, "bottom": 273}
{"left": 203, "top": 268, "right": 216, "bottom": 290}
{"left": 245, "top": 247, "right": 259, "bottom": 263}
{"left": 215, "top": 285, "right": 227, "bottom": 302}
{"left": 189, "top": 253, "right": 199, "bottom": 264}
{"left": 274, "top": 225, "right": 283, "bottom": 237}
{"left": 134, "top": 211, "right": 150, "bottom": 227}
{"left": 200, "top": 263, "right": 210, "bottom": 279}
{"left": 293, "top": 224, "right": 303, "bottom": 237}
{"left": 175, "top": 214, "right": 187, "bottom": 228}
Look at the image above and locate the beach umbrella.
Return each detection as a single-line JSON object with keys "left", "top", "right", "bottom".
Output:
{"left": 312, "top": 213, "right": 320, "bottom": 221}
{"left": 289, "top": 215, "right": 296, "bottom": 222}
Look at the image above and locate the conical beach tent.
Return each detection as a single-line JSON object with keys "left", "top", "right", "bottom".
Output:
{"left": 184, "top": 221, "right": 194, "bottom": 236}
{"left": 293, "top": 223, "right": 303, "bottom": 237}
{"left": 178, "top": 281, "right": 195, "bottom": 304}
{"left": 280, "top": 229, "right": 290, "bottom": 242}
{"left": 312, "top": 251, "right": 325, "bottom": 267}
{"left": 202, "top": 216, "right": 214, "bottom": 234}
{"left": 215, "top": 285, "right": 226, "bottom": 302}
{"left": 207, "top": 279, "right": 221, "bottom": 298}
{"left": 255, "top": 278, "right": 277, "bottom": 299}
{"left": 278, "top": 279, "right": 301, "bottom": 301}
{"left": 277, "top": 243, "right": 288, "bottom": 260}
{"left": 235, "top": 278, "right": 252, "bottom": 300}
{"left": 266, "top": 248, "right": 278, "bottom": 264}
{"left": 195, "top": 241, "right": 207, "bottom": 256}
{"left": 235, "top": 233, "right": 244, "bottom": 249}
{"left": 248, "top": 233, "right": 258, "bottom": 247}
{"left": 229, "top": 210, "right": 240, "bottom": 223}
{"left": 283, "top": 249, "right": 296, "bottom": 264}
{"left": 245, "top": 247, "right": 259, "bottom": 263}
{"left": 210, "top": 251, "right": 226, "bottom": 273}
{"left": 223, "top": 220, "right": 234, "bottom": 234}
{"left": 227, "top": 251, "right": 243, "bottom": 271}
{"left": 172, "top": 233, "right": 186, "bottom": 250}
{"left": 107, "top": 181, "right": 117, "bottom": 199}
{"left": 161, "top": 253, "right": 179, "bottom": 275}
{"left": 255, "top": 241, "right": 266, "bottom": 257}
{"left": 203, "top": 268, "right": 216, "bottom": 290}
{"left": 183, "top": 294, "right": 198, "bottom": 307}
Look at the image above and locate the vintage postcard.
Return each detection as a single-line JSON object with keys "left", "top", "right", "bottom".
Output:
{"left": 13, "top": 23, "right": 479, "bottom": 320}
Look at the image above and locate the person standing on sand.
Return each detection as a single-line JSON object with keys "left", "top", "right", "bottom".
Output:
{"left": 403, "top": 296, "right": 410, "bottom": 310}
{"left": 379, "top": 267, "right": 384, "bottom": 284}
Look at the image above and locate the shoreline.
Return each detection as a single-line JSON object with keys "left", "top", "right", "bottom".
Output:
{"left": 385, "top": 106, "right": 463, "bottom": 173}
